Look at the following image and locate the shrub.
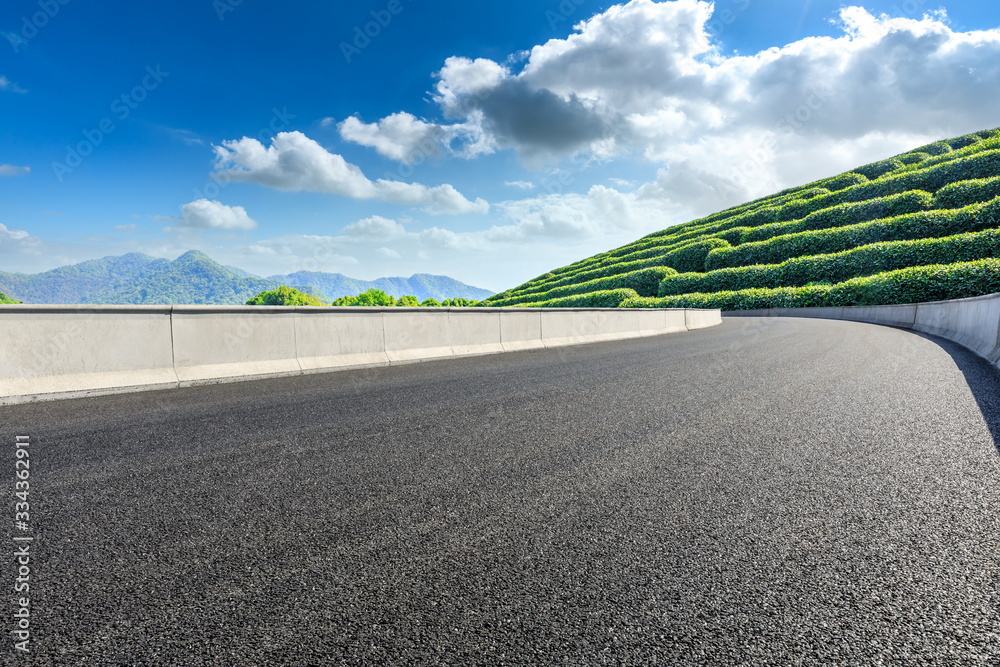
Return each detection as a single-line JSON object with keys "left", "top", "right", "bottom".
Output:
{"left": 333, "top": 288, "right": 395, "bottom": 306}
{"left": 934, "top": 176, "right": 1000, "bottom": 209}
{"left": 820, "top": 172, "right": 869, "bottom": 191}
{"left": 914, "top": 141, "right": 953, "bottom": 156}
{"left": 899, "top": 152, "right": 930, "bottom": 165}
{"left": 518, "top": 288, "right": 640, "bottom": 308}
{"left": 490, "top": 267, "right": 676, "bottom": 307}
{"left": 665, "top": 239, "right": 731, "bottom": 273}
{"left": 440, "top": 298, "right": 479, "bottom": 307}
{"left": 948, "top": 134, "right": 982, "bottom": 150}
{"left": 395, "top": 295, "right": 420, "bottom": 307}
{"left": 855, "top": 158, "right": 905, "bottom": 180}
{"left": 739, "top": 190, "right": 934, "bottom": 244}
{"left": 659, "top": 227, "right": 1000, "bottom": 295}
{"left": 705, "top": 197, "right": 1000, "bottom": 270}
{"left": 629, "top": 259, "right": 1000, "bottom": 310}
{"left": 246, "top": 286, "right": 326, "bottom": 306}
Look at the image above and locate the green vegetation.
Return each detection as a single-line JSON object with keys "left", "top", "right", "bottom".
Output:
{"left": 0, "top": 291, "right": 21, "bottom": 304}
{"left": 246, "top": 286, "right": 326, "bottom": 306}
{"left": 245, "top": 288, "right": 482, "bottom": 307}
{"left": 481, "top": 127, "right": 1000, "bottom": 310}
{"left": 0, "top": 251, "right": 493, "bottom": 305}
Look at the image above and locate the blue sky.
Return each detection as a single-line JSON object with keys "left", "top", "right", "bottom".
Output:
{"left": 2, "top": 0, "right": 999, "bottom": 291}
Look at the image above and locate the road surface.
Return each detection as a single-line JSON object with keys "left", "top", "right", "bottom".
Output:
{"left": 3, "top": 316, "right": 999, "bottom": 664}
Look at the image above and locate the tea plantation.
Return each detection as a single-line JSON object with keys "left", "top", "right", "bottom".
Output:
{"left": 481, "top": 128, "right": 1000, "bottom": 310}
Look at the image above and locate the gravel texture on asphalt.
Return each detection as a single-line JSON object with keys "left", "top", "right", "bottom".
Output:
{"left": 2, "top": 316, "right": 1000, "bottom": 665}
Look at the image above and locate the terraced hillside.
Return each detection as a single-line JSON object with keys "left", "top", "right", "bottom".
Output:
{"left": 481, "top": 128, "right": 1000, "bottom": 310}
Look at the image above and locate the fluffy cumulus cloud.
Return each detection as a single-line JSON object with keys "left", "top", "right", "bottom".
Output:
{"left": 342, "top": 215, "right": 408, "bottom": 240}
{"left": 338, "top": 0, "right": 1000, "bottom": 193}
{"left": 337, "top": 112, "right": 443, "bottom": 163}
{"left": 212, "top": 131, "right": 489, "bottom": 215}
{"left": 176, "top": 199, "right": 258, "bottom": 231}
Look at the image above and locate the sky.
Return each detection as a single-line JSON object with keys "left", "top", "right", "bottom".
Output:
{"left": 1, "top": 0, "right": 999, "bottom": 292}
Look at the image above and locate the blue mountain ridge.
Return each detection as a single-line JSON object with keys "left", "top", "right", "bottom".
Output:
{"left": 0, "top": 250, "right": 494, "bottom": 305}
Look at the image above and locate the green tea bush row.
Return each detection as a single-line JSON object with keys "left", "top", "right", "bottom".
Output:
{"left": 739, "top": 190, "right": 934, "bottom": 244}
{"left": 899, "top": 152, "right": 930, "bottom": 165}
{"left": 507, "top": 255, "right": 679, "bottom": 299}
{"left": 625, "top": 259, "right": 1000, "bottom": 310}
{"left": 487, "top": 267, "right": 675, "bottom": 307}
{"left": 855, "top": 158, "right": 905, "bottom": 180}
{"left": 934, "top": 176, "right": 1000, "bottom": 209}
{"left": 518, "top": 288, "right": 640, "bottom": 308}
{"left": 508, "top": 237, "right": 725, "bottom": 299}
{"left": 818, "top": 172, "right": 869, "bottom": 192}
{"left": 706, "top": 197, "right": 1000, "bottom": 270}
{"left": 914, "top": 141, "right": 953, "bottom": 157}
{"left": 659, "top": 227, "right": 1000, "bottom": 295}
{"left": 948, "top": 134, "right": 983, "bottom": 150}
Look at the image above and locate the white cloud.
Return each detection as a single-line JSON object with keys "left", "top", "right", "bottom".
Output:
{"left": 377, "top": 247, "right": 402, "bottom": 259}
{"left": 338, "top": 112, "right": 443, "bottom": 163}
{"left": 350, "top": 0, "right": 1000, "bottom": 196}
{"left": 212, "top": 131, "right": 489, "bottom": 215}
{"left": 342, "top": 215, "right": 408, "bottom": 240}
{"left": 505, "top": 180, "right": 534, "bottom": 189}
{"left": 0, "top": 75, "right": 26, "bottom": 94}
{"left": 0, "top": 164, "right": 29, "bottom": 176}
{"left": 176, "top": 199, "right": 258, "bottom": 231}
{"left": 0, "top": 223, "right": 44, "bottom": 269}
{"left": 239, "top": 234, "right": 360, "bottom": 268}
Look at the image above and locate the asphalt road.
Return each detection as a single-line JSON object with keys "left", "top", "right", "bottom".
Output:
{"left": 3, "top": 316, "right": 1000, "bottom": 665}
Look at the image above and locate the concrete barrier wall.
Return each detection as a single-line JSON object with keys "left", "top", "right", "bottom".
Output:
{"left": 724, "top": 292, "right": 1000, "bottom": 370}
{"left": 0, "top": 306, "right": 721, "bottom": 403}
{"left": 0, "top": 306, "right": 177, "bottom": 399}
{"left": 685, "top": 309, "right": 724, "bottom": 330}
{"left": 172, "top": 307, "right": 301, "bottom": 383}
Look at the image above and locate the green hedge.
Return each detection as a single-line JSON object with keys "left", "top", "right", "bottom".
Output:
{"left": 899, "top": 152, "right": 930, "bottom": 165}
{"left": 934, "top": 176, "right": 1000, "bottom": 209}
{"left": 739, "top": 190, "right": 934, "bottom": 244}
{"left": 820, "top": 172, "right": 869, "bottom": 191}
{"left": 949, "top": 134, "right": 983, "bottom": 150}
{"left": 506, "top": 237, "right": 723, "bottom": 299}
{"left": 855, "top": 158, "right": 904, "bottom": 180}
{"left": 627, "top": 259, "right": 1000, "bottom": 310}
{"left": 659, "top": 227, "right": 1000, "bottom": 296}
{"left": 665, "top": 238, "right": 731, "bottom": 273}
{"left": 488, "top": 267, "right": 675, "bottom": 307}
{"left": 509, "top": 255, "right": 678, "bottom": 299}
{"left": 706, "top": 197, "right": 1000, "bottom": 270}
{"left": 518, "top": 288, "right": 640, "bottom": 308}
{"left": 914, "top": 141, "right": 953, "bottom": 157}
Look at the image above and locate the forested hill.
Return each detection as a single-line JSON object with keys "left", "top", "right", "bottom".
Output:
{"left": 0, "top": 250, "right": 493, "bottom": 305}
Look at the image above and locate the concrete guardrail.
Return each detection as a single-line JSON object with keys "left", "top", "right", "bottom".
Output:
{"left": 724, "top": 292, "right": 1000, "bottom": 371}
{"left": 0, "top": 306, "right": 722, "bottom": 404}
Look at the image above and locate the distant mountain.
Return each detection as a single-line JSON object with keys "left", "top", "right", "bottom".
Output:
{"left": 0, "top": 251, "right": 493, "bottom": 305}
{"left": 0, "top": 252, "right": 170, "bottom": 304}
{"left": 269, "top": 271, "right": 494, "bottom": 302}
